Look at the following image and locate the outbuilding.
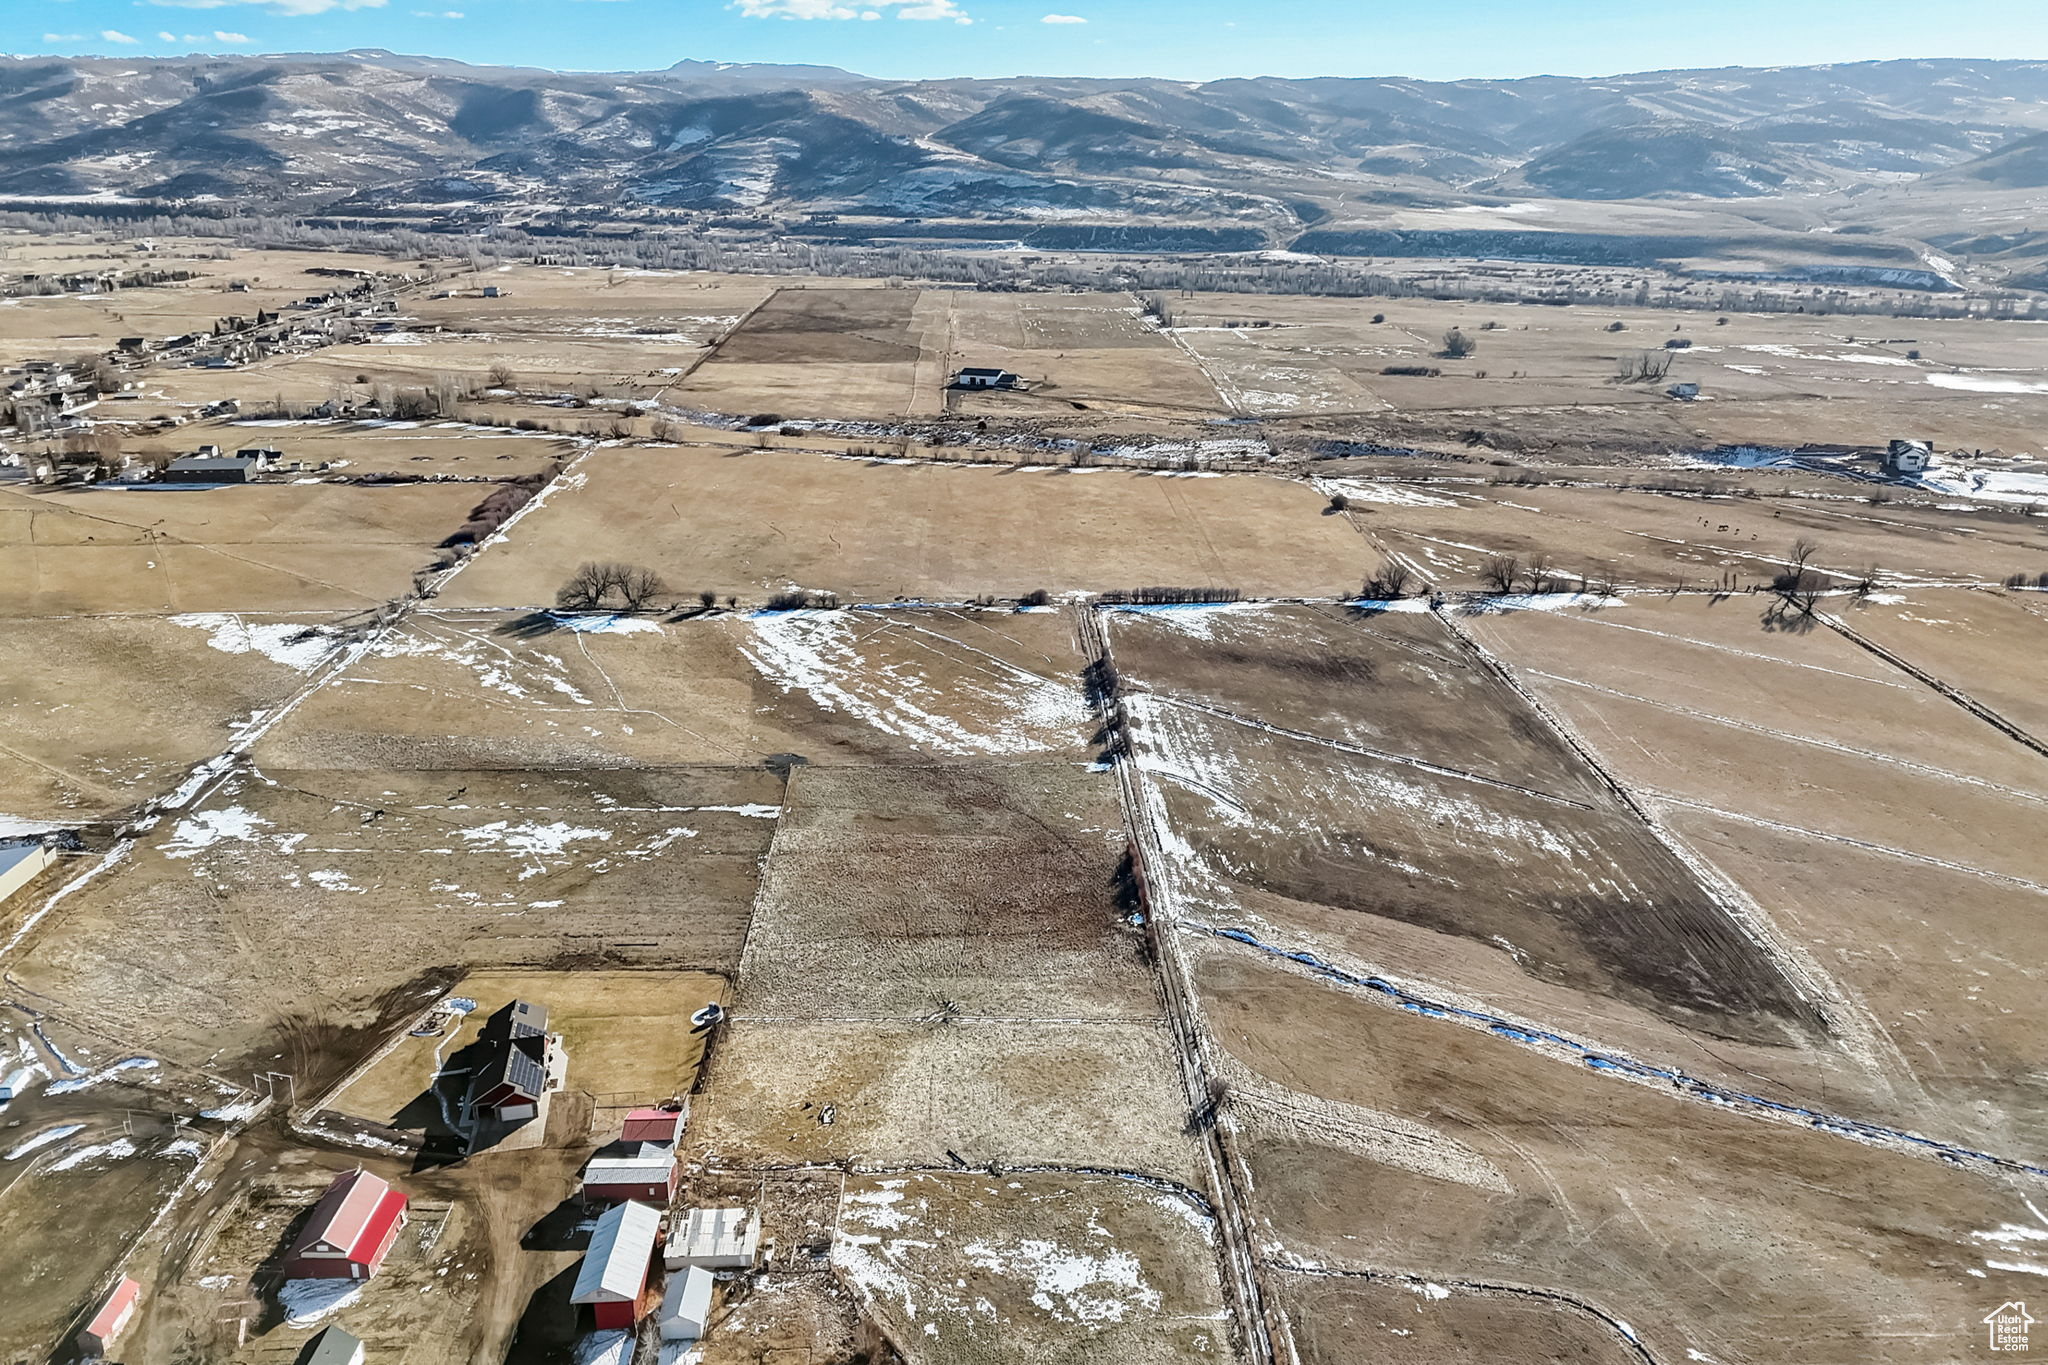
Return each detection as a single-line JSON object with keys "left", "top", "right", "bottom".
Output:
{"left": 621, "top": 1106, "right": 685, "bottom": 1145}
{"left": 664, "top": 1206, "right": 760, "bottom": 1271}
{"left": 300, "top": 1324, "right": 366, "bottom": 1365}
{"left": 659, "top": 1265, "right": 716, "bottom": 1343}
{"left": 282, "top": 1168, "right": 410, "bottom": 1281}
{"left": 464, "top": 999, "right": 555, "bottom": 1124}
{"left": 571, "top": 1200, "right": 662, "bottom": 1330}
{"left": 163, "top": 455, "right": 258, "bottom": 485}
{"left": 1884, "top": 438, "right": 1935, "bottom": 476}
{"left": 0, "top": 841, "right": 55, "bottom": 909}
{"left": 76, "top": 1276, "right": 140, "bottom": 1358}
{"left": 580, "top": 1149, "right": 678, "bottom": 1205}
{"left": 953, "top": 366, "right": 1018, "bottom": 390}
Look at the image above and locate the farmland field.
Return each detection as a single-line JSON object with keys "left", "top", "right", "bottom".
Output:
{"left": 5, "top": 240, "right": 2048, "bottom": 1365}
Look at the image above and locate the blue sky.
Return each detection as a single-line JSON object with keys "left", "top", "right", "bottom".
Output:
{"left": 19, "top": 0, "right": 2048, "bottom": 81}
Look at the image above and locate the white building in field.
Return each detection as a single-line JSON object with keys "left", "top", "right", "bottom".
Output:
{"left": 1884, "top": 439, "right": 1934, "bottom": 476}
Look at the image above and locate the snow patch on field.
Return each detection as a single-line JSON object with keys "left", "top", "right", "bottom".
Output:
{"left": 834, "top": 1175, "right": 1208, "bottom": 1333}
{"left": 1461, "top": 592, "right": 1625, "bottom": 615}
{"left": 740, "top": 612, "right": 1087, "bottom": 757}
{"left": 548, "top": 614, "right": 663, "bottom": 635}
{"left": 164, "top": 806, "right": 274, "bottom": 858}
{"left": 1319, "top": 478, "right": 1464, "bottom": 508}
{"left": 5, "top": 1124, "right": 84, "bottom": 1160}
{"left": 47, "top": 1136, "right": 137, "bottom": 1171}
{"left": 171, "top": 613, "right": 341, "bottom": 672}
{"left": 1926, "top": 373, "right": 2048, "bottom": 395}
{"left": 279, "top": 1278, "right": 365, "bottom": 1326}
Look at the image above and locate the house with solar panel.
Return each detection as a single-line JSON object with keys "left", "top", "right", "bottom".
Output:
{"left": 463, "top": 1000, "right": 558, "bottom": 1126}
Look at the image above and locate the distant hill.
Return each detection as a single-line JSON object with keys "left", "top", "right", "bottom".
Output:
{"left": 2, "top": 52, "right": 2048, "bottom": 238}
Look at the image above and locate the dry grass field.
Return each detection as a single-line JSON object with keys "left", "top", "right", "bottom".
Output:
{"left": 0, "top": 479, "right": 479, "bottom": 615}
{"left": 439, "top": 446, "right": 1365, "bottom": 606}
{"left": 7, "top": 764, "right": 777, "bottom": 1083}
{"left": 1199, "top": 943, "right": 2045, "bottom": 1365}
{"left": 9, "top": 240, "right": 2048, "bottom": 1365}
{"left": 834, "top": 1172, "right": 1231, "bottom": 1365}
{"left": 0, "top": 611, "right": 347, "bottom": 823}
{"left": 259, "top": 605, "right": 1092, "bottom": 770}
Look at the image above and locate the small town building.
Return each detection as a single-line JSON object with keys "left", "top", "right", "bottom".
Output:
{"left": 117, "top": 337, "right": 150, "bottom": 354}
{"left": 464, "top": 999, "right": 555, "bottom": 1124}
{"left": 281, "top": 1169, "right": 410, "bottom": 1281}
{"left": 1666, "top": 381, "right": 1700, "bottom": 401}
{"left": 76, "top": 1276, "right": 140, "bottom": 1358}
{"left": 621, "top": 1106, "right": 685, "bottom": 1145}
{"left": 659, "top": 1265, "right": 716, "bottom": 1343}
{"left": 302, "top": 1324, "right": 366, "bottom": 1365}
{"left": 237, "top": 447, "right": 283, "bottom": 469}
{"left": 0, "top": 841, "right": 55, "bottom": 908}
{"left": 664, "top": 1207, "right": 760, "bottom": 1271}
{"left": 482, "top": 286, "right": 502, "bottom": 299}
{"left": 581, "top": 1149, "right": 678, "bottom": 1205}
{"left": 1884, "top": 439, "right": 1934, "bottom": 476}
{"left": 571, "top": 1200, "right": 662, "bottom": 1330}
{"left": 164, "top": 455, "right": 258, "bottom": 484}
{"left": 953, "top": 366, "right": 1018, "bottom": 390}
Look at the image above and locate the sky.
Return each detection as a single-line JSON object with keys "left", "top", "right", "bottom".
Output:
{"left": 17, "top": 0, "right": 2048, "bottom": 82}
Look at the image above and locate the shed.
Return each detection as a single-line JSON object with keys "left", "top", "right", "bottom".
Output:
{"left": 581, "top": 1148, "right": 678, "bottom": 1205}
{"left": 76, "top": 1276, "right": 139, "bottom": 1357}
{"left": 665, "top": 1206, "right": 760, "bottom": 1271}
{"left": 164, "top": 455, "right": 257, "bottom": 485}
{"left": 659, "top": 1265, "right": 716, "bottom": 1342}
{"left": 621, "top": 1106, "right": 684, "bottom": 1145}
{"left": 282, "top": 1168, "right": 409, "bottom": 1280}
{"left": 0, "top": 842, "right": 55, "bottom": 908}
{"left": 953, "top": 366, "right": 1017, "bottom": 390}
{"left": 300, "top": 1324, "right": 366, "bottom": 1365}
{"left": 571, "top": 1200, "right": 662, "bottom": 1330}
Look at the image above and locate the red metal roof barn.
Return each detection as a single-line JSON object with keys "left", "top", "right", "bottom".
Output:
{"left": 580, "top": 1149, "right": 678, "bottom": 1205}
{"left": 620, "top": 1106, "right": 684, "bottom": 1145}
{"left": 76, "top": 1276, "right": 139, "bottom": 1358}
{"left": 282, "top": 1169, "right": 410, "bottom": 1281}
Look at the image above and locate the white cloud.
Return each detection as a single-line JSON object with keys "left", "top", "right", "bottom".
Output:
{"left": 1041, "top": 12, "right": 1086, "bottom": 21}
{"left": 215, "top": 29, "right": 253, "bottom": 39}
{"left": 158, "top": 28, "right": 254, "bottom": 43}
{"left": 42, "top": 33, "right": 86, "bottom": 43}
{"left": 100, "top": 29, "right": 140, "bottom": 43}
{"left": 148, "top": 0, "right": 387, "bottom": 14}
{"left": 733, "top": 0, "right": 970, "bottom": 21}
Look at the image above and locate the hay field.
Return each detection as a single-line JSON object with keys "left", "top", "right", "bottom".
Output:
{"left": 0, "top": 611, "right": 349, "bottom": 823}
{"left": 1468, "top": 592, "right": 2048, "bottom": 1158}
{"left": 673, "top": 286, "right": 926, "bottom": 419}
{"left": 0, "top": 480, "right": 479, "bottom": 615}
{"left": 834, "top": 1172, "right": 1231, "bottom": 1365}
{"left": 1345, "top": 479, "right": 2046, "bottom": 590}
{"left": 7, "top": 764, "right": 778, "bottom": 1082}
{"left": 439, "top": 448, "right": 1364, "bottom": 605}
{"left": 258, "top": 606, "right": 1091, "bottom": 770}
{"left": 1199, "top": 943, "right": 2043, "bottom": 1365}
{"left": 943, "top": 291, "right": 1225, "bottom": 417}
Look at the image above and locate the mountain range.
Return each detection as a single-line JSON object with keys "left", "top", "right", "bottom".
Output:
{"left": 4, "top": 51, "right": 2048, "bottom": 270}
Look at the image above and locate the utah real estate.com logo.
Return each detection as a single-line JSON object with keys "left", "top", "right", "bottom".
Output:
{"left": 1986, "top": 1302, "right": 2035, "bottom": 1352}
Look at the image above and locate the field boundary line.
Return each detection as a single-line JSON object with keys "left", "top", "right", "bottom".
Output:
{"left": 1819, "top": 611, "right": 2048, "bottom": 759}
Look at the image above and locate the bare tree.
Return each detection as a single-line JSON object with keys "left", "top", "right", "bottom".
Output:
{"left": 1785, "top": 538, "right": 1820, "bottom": 576}
{"left": 555, "top": 562, "right": 612, "bottom": 611}
{"left": 1521, "top": 553, "right": 1568, "bottom": 595}
{"left": 1480, "top": 554, "right": 1523, "bottom": 594}
{"left": 486, "top": 362, "right": 516, "bottom": 389}
{"left": 1362, "top": 562, "right": 1415, "bottom": 600}
{"left": 1439, "top": 327, "right": 1476, "bottom": 359}
{"left": 615, "top": 564, "right": 667, "bottom": 611}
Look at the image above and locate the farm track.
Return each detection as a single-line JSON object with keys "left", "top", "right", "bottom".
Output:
{"left": 1077, "top": 603, "right": 1280, "bottom": 1365}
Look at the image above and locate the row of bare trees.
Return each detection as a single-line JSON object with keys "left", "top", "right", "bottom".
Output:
{"left": 555, "top": 561, "right": 667, "bottom": 611}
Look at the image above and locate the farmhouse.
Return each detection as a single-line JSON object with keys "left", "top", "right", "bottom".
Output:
{"left": 659, "top": 1265, "right": 716, "bottom": 1343}
{"left": 1884, "top": 438, "right": 1935, "bottom": 476}
{"left": 571, "top": 1199, "right": 662, "bottom": 1330}
{"left": 76, "top": 1276, "right": 139, "bottom": 1358}
{"left": 281, "top": 1168, "right": 410, "bottom": 1281}
{"left": 953, "top": 366, "right": 1019, "bottom": 390}
{"left": 664, "top": 1206, "right": 760, "bottom": 1271}
{"left": 302, "top": 1324, "right": 366, "bottom": 1365}
{"left": 621, "top": 1105, "right": 685, "bottom": 1145}
{"left": 581, "top": 1148, "right": 678, "bottom": 1205}
{"left": 0, "top": 841, "right": 55, "bottom": 909}
{"left": 463, "top": 999, "right": 557, "bottom": 1124}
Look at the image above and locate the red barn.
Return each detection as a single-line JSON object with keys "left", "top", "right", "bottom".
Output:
{"left": 76, "top": 1276, "right": 139, "bottom": 1357}
{"left": 620, "top": 1106, "right": 684, "bottom": 1145}
{"left": 572, "top": 1200, "right": 662, "bottom": 1330}
{"left": 282, "top": 1168, "right": 410, "bottom": 1281}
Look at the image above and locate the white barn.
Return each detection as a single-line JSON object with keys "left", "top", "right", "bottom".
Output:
{"left": 659, "top": 1264, "right": 717, "bottom": 1342}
